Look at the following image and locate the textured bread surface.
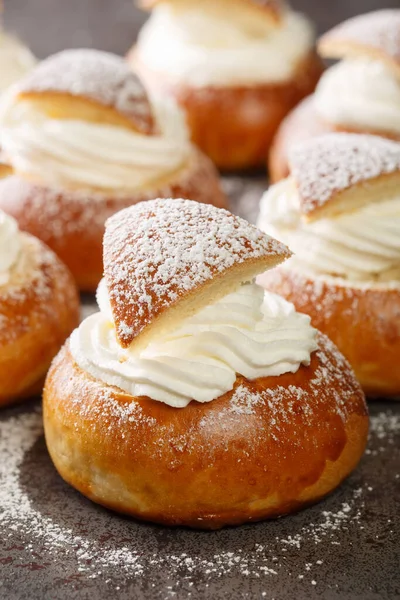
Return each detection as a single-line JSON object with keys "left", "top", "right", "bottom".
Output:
{"left": 269, "top": 96, "right": 400, "bottom": 182}
{"left": 103, "top": 198, "right": 291, "bottom": 349}
{"left": 131, "top": 51, "right": 323, "bottom": 170}
{"left": 259, "top": 268, "right": 400, "bottom": 397}
{"left": 17, "top": 49, "right": 155, "bottom": 133}
{"left": 0, "top": 234, "right": 79, "bottom": 407}
{"left": 0, "top": 151, "right": 227, "bottom": 292}
{"left": 288, "top": 133, "right": 400, "bottom": 220}
{"left": 43, "top": 334, "right": 368, "bottom": 529}
{"left": 318, "top": 10, "right": 400, "bottom": 78}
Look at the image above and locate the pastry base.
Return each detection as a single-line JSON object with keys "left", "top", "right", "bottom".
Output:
{"left": 43, "top": 334, "right": 368, "bottom": 529}
{"left": 131, "top": 51, "right": 324, "bottom": 171}
{"left": 0, "top": 150, "right": 227, "bottom": 292}
{"left": 0, "top": 234, "right": 79, "bottom": 407}
{"left": 259, "top": 267, "right": 400, "bottom": 397}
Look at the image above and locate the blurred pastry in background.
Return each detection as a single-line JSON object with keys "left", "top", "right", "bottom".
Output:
{"left": 0, "top": 209, "right": 79, "bottom": 407}
{"left": 0, "top": 9, "right": 35, "bottom": 94}
{"left": 269, "top": 9, "right": 400, "bottom": 181}
{"left": 258, "top": 133, "right": 400, "bottom": 397}
{"left": 130, "top": 0, "right": 323, "bottom": 170}
{"left": 43, "top": 198, "right": 368, "bottom": 528}
{"left": 0, "top": 49, "right": 227, "bottom": 292}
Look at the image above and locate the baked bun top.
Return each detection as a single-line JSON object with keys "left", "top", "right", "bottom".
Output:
{"left": 288, "top": 133, "right": 400, "bottom": 221}
{"left": 104, "top": 198, "right": 291, "bottom": 349}
{"left": 16, "top": 49, "right": 155, "bottom": 134}
{"left": 138, "top": 0, "right": 284, "bottom": 25}
{"left": 318, "top": 10, "right": 400, "bottom": 78}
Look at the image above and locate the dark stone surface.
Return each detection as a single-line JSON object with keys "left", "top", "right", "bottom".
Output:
{"left": 1, "top": 398, "right": 399, "bottom": 600}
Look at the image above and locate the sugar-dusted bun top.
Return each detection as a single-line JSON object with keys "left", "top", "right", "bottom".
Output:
{"left": 318, "top": 10, "right": 400, "bottom": 78}
{"left": 16, "top": 49, "right": 155, "bottom": 133}
{"left": 139, "top": 0, "right": 285, "bottom": 24}
{"left": 288, "top": 133, "right": 400, "bottom": 220}
{"left": 104, "top": 198, "right": 291, "bottom": 349}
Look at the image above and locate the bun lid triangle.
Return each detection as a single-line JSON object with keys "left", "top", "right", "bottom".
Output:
{"left": 103, "top": 198, "right": 291, "bottom": 349}
{"left": 13, "top": 49, "right": 155, "bottom": 134}
{"left": 318, "top": 10, "right": 400, "bottom": 78}
{"left": 137, "top": 0, "right": 285, "bottom": 26}
{"left": 288, "top": 133, "right": 400, "bottom": 221}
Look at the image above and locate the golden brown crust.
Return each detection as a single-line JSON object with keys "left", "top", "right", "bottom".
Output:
{"left": 318, "top": 10, "right": 400, "bottom": 79}
{"left": 43, "top": 335, "right": 368, "bottom": 529}
{"left": 0, "top": 150, "right": 228, "bottom": 292}
{"left": 269, "top": 95, "right": 400, "bottom": 182}
{"left": 17, "top": 49, "right": 155, "bottom": 134}
{"left": 259, "top": 268, "right": 400, "bottom": 397}
{"left": 0, "top": 234, "right": 79, "bottom": 407}
{"left": 288, "top": 133, "right": 400, "bottom": 221}
{"left": 131, "top": 51, "right": 324, "bottom": 170}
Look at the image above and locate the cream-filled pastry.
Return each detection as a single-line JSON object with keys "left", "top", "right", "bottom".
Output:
{"left": 269, "top": 9, "right": 400, "bottom": 181}
{"left": 130, "top": 0, "right": 323, "bottom": 169}
{"left": 259, "top": 133, "right": 400, "bottom": 396}
{"left": 0, "top": 210, "right": 79, "bottom": 407}
{"left": 0, "top": 49, "right": 227, "bottom": 291}
{"left": 43, "top": 198, "right": 368, "bottom": 528}
{"left": 0, "top": 26, "right": 35, "bottom": 94}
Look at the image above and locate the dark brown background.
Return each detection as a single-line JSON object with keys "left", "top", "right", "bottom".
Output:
{"left": 4, "top": 0, "right": 400, "bottom": 59}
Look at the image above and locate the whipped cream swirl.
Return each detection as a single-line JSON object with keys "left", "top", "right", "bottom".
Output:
{"left": 258, "top": 178, "right": 400, "bottom": 282}
{"left": 70, "top": 279, "right": 317, "bottom": 407}
{"left": 136, "top": 5, "right": 314, "bottom": 87}
{"left": 0, "top": 31, "right": 35, "bottom": 93}
{"left": 0, "top": 210, "right": 21, "bottom": 286}
{"left": 314, "top": 58, "right": 400, "bottom": 135}
{"left": 0, "top": 95, "right": 191, "bottom": 192}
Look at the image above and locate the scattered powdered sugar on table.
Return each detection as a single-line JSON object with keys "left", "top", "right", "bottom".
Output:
{"left": 289, "top": 133, "right": 400, "bottom": 215}
{"left": 1, "top": 404, "right": 398, "bottom": 587}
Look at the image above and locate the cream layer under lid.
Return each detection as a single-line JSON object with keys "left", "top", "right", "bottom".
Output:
{"left": 314, "top": 58, "right": 400, "bottom": 135}
{"left": 70, "top": 278, "right": 318, "bottom": 408}
{"left": 258, "top": 177, "right": 400, "bottom": 282}
{"left": 0, "top": 88, "right": 191, "bottom": 193}
{"left": 0, "top": 210, "right": 22, "bottom": 286}
{"left": 136, "top": 3, "right": 314, "bottom": 86}
{"left": 70, "top": 198, "right": 318, "bottom": 408}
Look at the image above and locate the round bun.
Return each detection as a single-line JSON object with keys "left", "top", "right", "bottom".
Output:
{"left": 0, "top": 234, "right": 79, "bottom": 407}
{"left": 0, "top": 49, "right": 228, "bottom": 292}
{"left": 259, "top": 268, "right": 400, "bottom": 398}
{"left": 0, "top": 151, "right": 226, "bottom": 293}
{"left": 269, "top": 96, "right": 400, "bottom": 182}
{"left": 43, "top": 333, "right": 368, "bottom": 529}
{"left": 132, "top": 51, "right": 323, "bottom": 170}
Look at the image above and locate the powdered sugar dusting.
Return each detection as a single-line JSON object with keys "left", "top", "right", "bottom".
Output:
{"left": 19, "top": 49, "right": 154, "bottom": 134}
{"left": 104, "top": 198, "right": 290, "bottom": 347}
{"left": 0, "top": 403, "right": 398, "bottom": 591}
{"left": 321, "top": 9, "right": 400, "bottom": 65}
{"left": 289, "top": 133, "right": 400, "bottom": 215}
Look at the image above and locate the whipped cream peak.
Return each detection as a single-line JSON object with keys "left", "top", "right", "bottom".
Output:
{"left": 71, "top": 279, "right": 318, "bottom": 407}
{"left": 0, "top": 210, "right": 22, "bottom": 286}
{"left": 136, "top": 5, "right": 314, "bottom": 87}
{"left": 258, "top": 177, "right": 400, "bottom": 282}
{"left": 0, "top": 88, "right": 191, "bottom": 192}
{"left": 314, "top": 57, "right": 400, "bottom": 135}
